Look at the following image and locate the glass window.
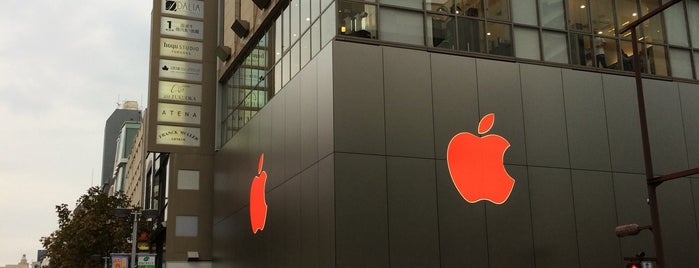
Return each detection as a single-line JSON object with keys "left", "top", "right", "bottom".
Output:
{"left": 338, "top": 1, "right": 377, "bottom": 38}
{"left": 379, "top": 8, "right": 424, "bottom": 46}
{"left": 312, "top": 0, "right": 320, "bottom": 22}
{"left": 311, "top": 21, "right": 321, "bottom": 56}
{"left": 514, "top": 27, "right": 541, "bottom": 60}
{"left": 542, "top": 31, "right": 568, "bottom": 63}
{"left": 283, "top": 53, "right": 291, "bottom": 85}
{"left": 594, "top": 36, "right": 616, "bottom": 68}
{"left": 688, "top": 0, "right": 699, "bottom": 48}
{"left": 427, "top": 14, "right": 456, "bottom": 49}
{"left": 512, "top": 0, "right": 537, "bottom": 25}
{"left": 663, "top": 3, "right": 688, "bottom": 47}
{"left": 694, "top": 52, "right": 699, "bottom": 78}
{"left": 639, "top": 0, "right": 664, "bottom": 44}
{"left": 569, "top": 33, "right": 593, "bottom": 66}
{"left": 321, "top": 0, "right": 334, "bottom": 13}
{"left": 669, "top": 48, "right": 693, "bottom": 79}
{"left": 321, "top": 3, "right": 337, "bottom": 46}
{"left": 486, "top": 0, "right": 509, "bottom": 21}
{"left": 645, "top": 43, "right": 668, "bottom": 75}
{"left": 486, "top": 22, "right": 513, "bottom": 56}
{"left": 426, "top": 0, "right": 453, "bottom": 13}
{"left": 283, "top": 8, "right": 290, "bottom": 51}
{"left": 539, "top": 0, "right": 565, "bottom": 29}
{"left": 301, "top": 0, "right": 312, "bottom": 33}
{"left": 616, "top": 0, "right": 638, "bottom": 40}
{"left": 619, "top": 40, "right": 636, "bottom": 71}
{"left": 590, "top": 0, "right": 615, "bottom": 37}
{"left": 381, "top": 0, "right": 421, "bottom": 9}
{"left": 276, "top": 18, "right": 283, "bottom": 62}
{"left": 291, "top": 0, "right": 301, "bottom": 45}
{"left": 458, "top": 17, "right": 485, "bottom": 53}
{"left": 291, "top": 42, "right": 301, "bottom": 78}
{"left": 274, "top": 65, "right": 282, "bottom": 93}
{"left": 301, "top": 30, "right": 311, "bottom": 68}
{"left": 455, "top": 0, "right": 483, "bottom": 17}
{"left": 567, "top": 0, "right": 590, "bottom": 32}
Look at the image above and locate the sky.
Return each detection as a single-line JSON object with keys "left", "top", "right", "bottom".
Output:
{"left": 0, "top": 0, "right": 151, "bottom": 264}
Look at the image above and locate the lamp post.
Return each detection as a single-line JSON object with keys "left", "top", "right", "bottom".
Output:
{"left": 114, "top": 208, "right": 159, "bottom": 268}
{"left": 616, "top": 1, "right": 699, "bottom": 267}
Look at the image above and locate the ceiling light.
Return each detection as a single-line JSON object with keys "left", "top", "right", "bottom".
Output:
{"left": 632, "top": 12, "right": 637, "bottom": 17}
{"left": 580, "top": 5, "right": 586, "bottom": 8}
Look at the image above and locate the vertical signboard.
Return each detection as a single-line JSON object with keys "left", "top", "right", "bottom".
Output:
{"left": 146, "top": 0, "right": 213, "bottom": 154}
{"left": 111, "top": 254, "right": 129, "bottom": 268}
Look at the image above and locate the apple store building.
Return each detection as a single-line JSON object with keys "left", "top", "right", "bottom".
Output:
{"left": 212, "top": 0, "right": 699, "bottom": 267}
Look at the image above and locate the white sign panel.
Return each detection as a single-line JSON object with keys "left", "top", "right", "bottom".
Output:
{"left": 157, "top": 103, "right": 201, "bottom": 125}
{"left": 161, "top": 17, "right": 203, "bottom": 40}
{"left": 156, "top": 125, "right": 200, "bottom": 147}
{"left": 162, "top": 0, "right": 204, "bottom": 19}
{"left": 158, "top": 81, "right": 202, "bottom": 103}
{"left": 159, "top": 59, "right": 202, "bottom": 82}
{"left": 160, "top": 38, "right": 203, "bottom": 60}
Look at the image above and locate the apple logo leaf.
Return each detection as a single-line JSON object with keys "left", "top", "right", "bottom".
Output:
{"left": 478, "top": 113, "right": 495, "bottom": 134}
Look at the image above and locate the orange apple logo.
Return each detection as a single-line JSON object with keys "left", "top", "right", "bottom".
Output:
{"left": 250, "top": 154, "right": 268, "bottom": 234}
{"left": 446, "top": 113, "right": 515, "bottom": 204}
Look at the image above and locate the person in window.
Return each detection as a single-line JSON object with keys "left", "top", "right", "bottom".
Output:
{"left": 594, "top": 36, "right": 607, "bottom": 68}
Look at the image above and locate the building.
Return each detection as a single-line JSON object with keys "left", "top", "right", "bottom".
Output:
{"left": 123, "top": 119, "right": 146, "bottom": 207}
{"left": 140, "top": 0, "right": 699, "bottom": 267}
{"left": 102, "top": 101, "right": 142, "bottom": 191}
{"left": 109, "top": 121, "right": 142, "bottom": 195}
{"left": 0, "top": 254, "right": 29, "bottom": 268}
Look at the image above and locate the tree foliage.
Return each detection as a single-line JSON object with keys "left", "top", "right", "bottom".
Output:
{"left": 41, "top": 187, "right": 133, "bottom": 268}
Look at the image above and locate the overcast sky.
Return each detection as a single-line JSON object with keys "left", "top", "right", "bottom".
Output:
{"left": 0, "top": 0, "right": 151, "bottom": 264}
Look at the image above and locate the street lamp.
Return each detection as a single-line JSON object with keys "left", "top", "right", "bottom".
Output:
{"left": 113, "top": 208, "right": 158, "bottom": 268}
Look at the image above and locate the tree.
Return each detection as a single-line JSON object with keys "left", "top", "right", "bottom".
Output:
{"left": 41, "top": 187, "right": 133, "bottom": 268}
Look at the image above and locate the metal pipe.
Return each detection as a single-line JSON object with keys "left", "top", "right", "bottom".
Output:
{"left": 131, "top": 210, "right": 139, "bottom": 268}
{"left": 630, "top": 26, "right": 665, "bottom": 268}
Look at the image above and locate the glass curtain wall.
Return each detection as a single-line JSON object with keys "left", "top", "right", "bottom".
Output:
{"left": 220, "top": 0, "right": 336, "bottom": 145}
{"left": 220, "top": 0, "right": 699, "bottom": 145}
{"left": 332, "top": 0, "right": 698, "bottom": 79}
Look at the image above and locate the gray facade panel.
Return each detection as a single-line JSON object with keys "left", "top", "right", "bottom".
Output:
{"left": 657, "top": 178, "right": 699, "bottom": 267}
{"left": 613, "top": 173, "right": 655, "bottom": 258}
{"left": 300, "top": 166, "right": 320, "bottom": 268}
{"left": 476, "top": 59, "right": 527, "bottom": 165}
{"left": 436, "top": 160, "right": 489, "bottom": 268}
{"left": 680, "top": 83, "right": 699, "bottom": 167}
{"left": 269, "top": 94, "right": 287, "bottom": 188}
{"left": 386, "top": 157, "right": 440, "bottom": 267}
{"left": 383, "top": 47, "right": 435, "bottom": 158}
{"left": 603, "top": 74, "right": 645, "bottom": 173}
{"left": 332, "top": 42, "right": 385, "bottom": 155}
{"left": 521, "top": 64, "right": 570, "bottom": 168}
{"left": 431, "top": 53, "right": 479, "bottom": 160}
{"left": 529, "top": 167, "right": 579, "bottom": 267}
{"left": 562, "top": 69, "right": 612, "bottom": 171}
{"left": 486, "top": 165, "right": 535, "bottom": 267}
{"left": 334, "top": 153, "right": 389, "bottom": 268}
{"left": 643, "top": 79, "right": 689, "bottom": 175}
{"left": 317, "top": 45, "right": 334, "bottom": 158}
{"left": 258, "top": 102, "right": 273, "bottom": 165}
{"left": 571, "top": 170, "right": 621, "bottom": 267}
{"left": 282, "top": 175, "right": 302, "bottom": 266}
{"left": 285, "top": 78, "right": 302, "bottom": 178}
{"left": 300, "top": 60, "right": 319, "bottom": 169}
{"left": 317, "top": 155, "right": 335, "bottom": 268}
